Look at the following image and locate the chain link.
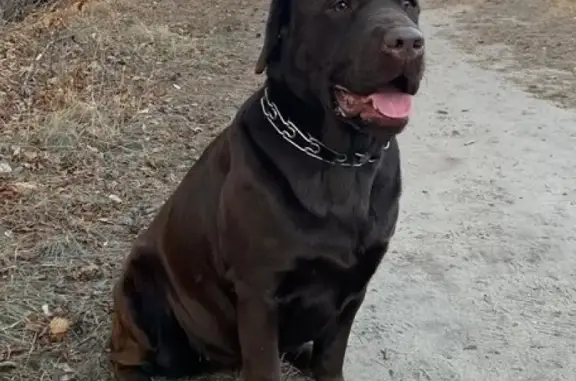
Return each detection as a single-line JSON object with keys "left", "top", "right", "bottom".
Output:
{"left": 260, "top": 88, "right": 389, "bottom": 167}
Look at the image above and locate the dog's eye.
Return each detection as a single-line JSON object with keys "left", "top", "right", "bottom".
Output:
{"left": 402, "top": 0, "right": 414, "bottom": 8}
{"left": 332, "top": 0, "right": 350, "bottom": 11}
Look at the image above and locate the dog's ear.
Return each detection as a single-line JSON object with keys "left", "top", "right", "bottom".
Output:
{"left": 255, "top": 0, "right": 289, "bottom": 74}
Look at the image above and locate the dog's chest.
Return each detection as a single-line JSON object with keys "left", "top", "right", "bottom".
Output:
{"left": 276, "top": 241, "right": 386, "bottom": 348}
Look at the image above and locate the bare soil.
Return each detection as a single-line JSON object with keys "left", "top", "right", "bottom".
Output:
{"left": 1, "top": 0, "right": 575, "bottom": 381}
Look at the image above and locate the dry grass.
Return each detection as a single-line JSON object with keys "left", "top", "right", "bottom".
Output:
{"left": 549, "top": 0, "right": 576, "bottom": 12}
{"left": 426, "top": 0, "right": 576, "bottom": 108}
{"left": 0, "top": 0, "right": 55, "bottom": 22}
{"left": 0, "top": 0, "right": 274, "bottom": 379}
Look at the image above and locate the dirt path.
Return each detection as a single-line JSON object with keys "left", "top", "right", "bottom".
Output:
{"left": 344, "top": 8, "right": 576, "bottom": 381}
{"left": 1, "top": 1, "right": 575, "bottom": 381}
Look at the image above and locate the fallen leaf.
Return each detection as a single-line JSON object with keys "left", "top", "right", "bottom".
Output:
{"left": 49, "top": 317, "right": 70, "bottom": 339}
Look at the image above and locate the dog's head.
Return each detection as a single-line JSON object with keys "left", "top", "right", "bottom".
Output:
{"left": 256, "top": 0, "right": 425, "bottom": 134}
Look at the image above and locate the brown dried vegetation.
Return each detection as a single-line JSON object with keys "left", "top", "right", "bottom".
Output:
{"left": 1, "top": 0, "right": 266, "bottom": 379}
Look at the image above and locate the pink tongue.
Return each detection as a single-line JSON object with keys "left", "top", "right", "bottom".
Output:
{"left": 368, "top": 92, "right": 413, "bottom": 119}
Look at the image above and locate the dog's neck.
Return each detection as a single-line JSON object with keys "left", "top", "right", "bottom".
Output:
{"left": 242, "top": 79, "right": 395, "bottom": 220}
{"left": 265, "top": 79, "right": 383, "bottom": 160}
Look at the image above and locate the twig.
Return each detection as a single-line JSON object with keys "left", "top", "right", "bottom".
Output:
{"left": 0, "top": 361, "right": 18, "bottom": 370}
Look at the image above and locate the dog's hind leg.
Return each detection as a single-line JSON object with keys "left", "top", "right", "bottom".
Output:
{"left": 110, "top": 247, "right": 212, "bottom": 380}
{"left": 109, "top": 297, "right": 153, "bottom": 381}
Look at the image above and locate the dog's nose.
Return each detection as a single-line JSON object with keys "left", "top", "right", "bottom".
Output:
{"left": 382, "top": 26, "right": 424, "bottom": 59}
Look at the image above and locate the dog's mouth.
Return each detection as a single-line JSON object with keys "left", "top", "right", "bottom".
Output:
{"left": 333, "top": 75, "right": 415, "bottom": 128}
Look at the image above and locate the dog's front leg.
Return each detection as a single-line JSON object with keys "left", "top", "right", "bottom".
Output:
{"left": 311, "top": 293, "right": 366, "bottom": 381}
{"left": 236, "top": 294, "right": 281, "bottom": 381}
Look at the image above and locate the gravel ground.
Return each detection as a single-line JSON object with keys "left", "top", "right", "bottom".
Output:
{"left": 344, "top": 7, "right": 576, "bottom": 381}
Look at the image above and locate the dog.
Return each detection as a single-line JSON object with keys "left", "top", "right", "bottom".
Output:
{"left": 109, "top": 0, "right": 425, "bottom": 380}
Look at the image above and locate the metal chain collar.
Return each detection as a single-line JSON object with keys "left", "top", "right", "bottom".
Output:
{"left": 260, "top": 88, "right": 389, "bottom": 167}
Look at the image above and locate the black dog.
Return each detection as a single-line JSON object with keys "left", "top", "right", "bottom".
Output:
{"left": 109, "top": 1, "right": 425, "bottom": 381}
